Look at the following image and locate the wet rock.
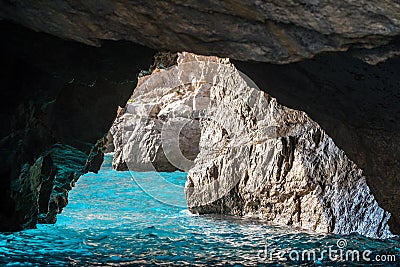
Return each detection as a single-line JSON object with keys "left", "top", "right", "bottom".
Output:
{"left": 38, "top": 144, "right": 88, "bottom": 224}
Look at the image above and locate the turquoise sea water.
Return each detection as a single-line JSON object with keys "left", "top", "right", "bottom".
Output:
{"left": 1, "top": 155, "right": 399, "bottom": 266}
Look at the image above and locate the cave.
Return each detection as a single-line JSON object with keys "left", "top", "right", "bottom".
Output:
{"left": 0, "top": 1, "right": 399, "bottom": 265}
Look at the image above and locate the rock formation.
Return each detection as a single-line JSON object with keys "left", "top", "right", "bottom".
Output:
{"left": 179, "top": 55, "right": 393, "bottom": 238}
{"left": 111, "top": 54, "right": 226, "bottom": 172}
{"left": 109, "top": 52, "right": 393, "bottom": 238}
{"left": 0, "top": 22, "right": 155, "bottom": 231}
{"left": 0, "top": 1, "right": 399, "bottom": 234}
{"left": 232, "top": 55, "right": 400, "bottom": 234}
{"left": 110, "top": 80, "right": 202, "bottom": 172}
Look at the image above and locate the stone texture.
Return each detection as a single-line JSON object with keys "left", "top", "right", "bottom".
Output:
{"left": 111, "top": 54, "right": 217, "bottom": 171}
{"left": 232, "top": 54, "right": 400, "bottom": 234}
{"left": 1, "top": 1, "right": 400, "bottom": 64}
{"left": 183, "top": 55, "right": 393, "bottom": 238}
{"left": 0, "top": 22, "right": 155, "bottom": 231}
{"left": 38, "top": 144, "right": 91, "bottom": 224}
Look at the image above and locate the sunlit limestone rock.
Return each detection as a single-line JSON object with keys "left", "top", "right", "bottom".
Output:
{"left": 182, "top": 54, "right": 393, "bottom": 239}
{"left": 111, "top": 66, "right": 206, "bottom": 171}
{"left": 111, "top": 53, "right": 231, "bottom": 172}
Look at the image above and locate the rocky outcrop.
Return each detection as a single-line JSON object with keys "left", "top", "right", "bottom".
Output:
{"left": 181, "top": 55, "right": 393, "bottom": 238}
{"left": 1, "top": 1, "right": 400, "bottom": 64}
{"left": 0, "top": 22, "right": 155, "bottom": 231}
{"left": 107, "top": 52, "right": 394, "bottom": 238}
{"left": 111, "top": 103, "right": 200, "bottom": 172}
{"left": 37, "top": 144, "right": 95, "bottom": 224}
{"left": 111, "top": 54, "right": 226, "bottom": 172}
{"left": 1, "top": 2, "right": 400, "bottom": 234}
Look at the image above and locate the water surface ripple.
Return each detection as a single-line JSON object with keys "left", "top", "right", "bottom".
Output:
{"left": 1, "top": 158, "right": 399, "bottom": 266}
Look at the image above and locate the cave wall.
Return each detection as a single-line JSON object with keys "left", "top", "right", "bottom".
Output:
{"left": 0, "top": 22, "right": 155, "bottom": 231}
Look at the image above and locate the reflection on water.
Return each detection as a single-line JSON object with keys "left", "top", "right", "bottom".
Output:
{"left": 0, "top": 155, "right": 399, "bottom": 266}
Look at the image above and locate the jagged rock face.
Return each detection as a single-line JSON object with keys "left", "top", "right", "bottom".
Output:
{"left": 232, "top": 54, "right": 400, "bottom": 234}
{"left": 111, "top": 54, "right": 225, "bottom": 172}
{"left": 111, "top": 92, "right": 202, "bottom": 172}
{"left": 111, "top": 100, "right": 200, "bottom": 172}
{"left": 0, "top": 22, "right": 155, "bottom": 231}
{"left": 183, "top": 56, "right": 393, "bottom": 238}
{"left": 1, "top": 1, "right": 400, "bottom": 64}
{"left": 37, "top": 144, "right": 92, "bottom": 224}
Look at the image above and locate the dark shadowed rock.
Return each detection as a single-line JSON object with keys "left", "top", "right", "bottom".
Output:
{"left": 0, "top": 22, "right": 155, "bottom": 231}
{"left": 1, "top": 1, "right": 400, "bottom": 64}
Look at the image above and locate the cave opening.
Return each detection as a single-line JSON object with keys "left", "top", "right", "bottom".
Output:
{"left": 1, "top": 19, "right": 399, "bottom": 266}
